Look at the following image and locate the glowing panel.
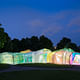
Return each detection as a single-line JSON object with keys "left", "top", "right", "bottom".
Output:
{"left": 0, "top": 53, "right": 13, "bottom": 64}
{"left": 33, "top": 48, "right": 51, "bottom": 63}
{"left": 73, "top": 55, "right": 80, "bottom": 64}
{"left": 39, "top": 53, "right": 47, "bottom": 63}
{"left": 47, "top": 53, "right": 52, "bottom": 63}
{"left": 14, "top": 54, "right": 20, "bottom": 64}
{"left": 71, "top": 53, "right": 80, "bottom": 65}
{"left": 47, "top": 52, "right": 56, "bottom": 63}
{"left": 52, "top": 50, "right": 65, "bottom": 64}
{"left": 23, "top": 52, "right": 33, "bottom": 63}
{"left": 65, "top": 52, "right": 72, "bottom": 64}
{"left": 20, "top": 49, "right": 31, "bottom": 53}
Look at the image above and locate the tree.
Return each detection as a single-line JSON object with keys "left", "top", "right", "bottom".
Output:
{"left": 10, "top": 38, "right": 20, "bottom": 52}
{"left": 39, "top": 35, "right": 54, "bottom": 51}
{"left": 0, "top": 23, "right": 2, "bottom": 26}
{"left": 19, "top": 38, "right": 31, "bottom": 51}
{"left": 0, "top": 27, "right": 11, "bottom": 52}
{"left": 56, "top": 37, "right": 79, "bottom": 52}
{"left": 67, "top": 43, "right": 79, "bottom": 52}
{"left": 30, "top": 36, "right": 40, "bottom": 51}
{"left": 56, "top": 37, "right": 71, "bottom": 49}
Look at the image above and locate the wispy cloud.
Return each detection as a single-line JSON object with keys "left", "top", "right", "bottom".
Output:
{"left": 27, "top": 19, "right": 44, "bottom": 27}
{"left": 41, "top": 24, "right": 62, "bottom": 36}
{"left": 68, "top": 17, "right": 80, "bottom": 27}
{"left": 24, "top": 10, "right": 80, "bottom": 38}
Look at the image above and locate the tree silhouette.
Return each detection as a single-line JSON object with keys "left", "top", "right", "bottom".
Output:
{"left": 30, "top": 36, "right": 40, "bottom": 51}
{"left": 56, "top": 37, "right": 79, "bottom": 52}
{"left": 39, "top": 35, "right": 54, "bottom": 51}
{"left": 0, "top": 23, "right": 2, "bottom": 27}
{"left": 0, "top": 27, "right": 11, "bottom": 52}
{"left": 56, "top": 37, "right": 71, "bottom": 49}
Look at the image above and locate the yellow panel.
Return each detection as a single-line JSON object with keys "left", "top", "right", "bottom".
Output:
{"left": 47, "top": 52, "right": 56, "bottom": 63}
{"left": 20, "top": 49, "right": 31, "bottom": 53}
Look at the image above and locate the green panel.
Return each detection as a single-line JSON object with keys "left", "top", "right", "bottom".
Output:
{"left": 39, "top": 53, "right": 47, "bottom": 63}
{"left": 14, "top": 54, "right": 20, "bottom": 64}
{"left": 24, "top": 55, "right": 28, "bottom": 63}
{"left": 24, "top": 55, "right": 32, "bottom": 63}
{"left": 28, "top": 56, "right": 32, "bottom": 62}
{"left": 19, "top": 54, "right": 24, "bottom": 63}
{"left": 1, "top": 54, "right": 13, "bottom": 64}
{"left": 0, "top": 54, "right": 2, "bottom": 63}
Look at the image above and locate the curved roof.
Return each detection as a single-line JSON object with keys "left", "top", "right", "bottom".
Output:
{"left": 20, "top": 49, "right": 31, "bottom": 53}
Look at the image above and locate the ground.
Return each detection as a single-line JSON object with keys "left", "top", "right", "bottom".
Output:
{"left": 0, "top": 63, "right": 80, "bottom": 80}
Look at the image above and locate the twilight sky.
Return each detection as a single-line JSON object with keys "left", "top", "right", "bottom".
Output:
{"left": 0, "top": 0, "right": 80, "bottom": 46}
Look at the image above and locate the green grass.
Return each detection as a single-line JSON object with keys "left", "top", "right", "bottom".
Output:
{"left": 0, "top": 64, "right": 10, "bottom": 70}
{"left": 0, "top": 63, "right": 80, "bottom": 80}
{"left": 0, "top": 63, "right": 79, "bottom": 71}
{"left": 16, "top": 63, "right": 75, "bottom": 68}
{"left": 0, "top": 70, "right": 80, "bottom": 80}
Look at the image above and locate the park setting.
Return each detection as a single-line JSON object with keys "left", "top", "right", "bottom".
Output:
{"left": 0, "top": 0, "right": 80, "bottom": 80}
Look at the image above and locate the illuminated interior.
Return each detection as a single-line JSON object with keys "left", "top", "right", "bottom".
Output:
{"left": 0, "top": 48, "right": 80, "bottom": 65}
{"left": 71, "top": 53, "right": 80, "bottom": 65}
{"left": 0, "top": 52, "right": 13, "bottom": 64}
{"left": 33, "top": 48, "right": 51, "bottom": 63}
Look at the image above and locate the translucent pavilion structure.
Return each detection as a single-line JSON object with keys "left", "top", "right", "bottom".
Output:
{"left": 70, "top": 52, "right": 80, "bottom": 65}
{"left": 0, "top": 52, "right": 13, "bottom": 64}
{"left": 32, "top": 48, "right": 52, "bottom": 63}
{"left": 0, "top": 48, "right": 80, "bottom": 65}
{"left": 48, "top": 48, "right": 74, "bottom": 65}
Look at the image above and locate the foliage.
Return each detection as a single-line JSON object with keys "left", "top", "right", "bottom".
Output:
{"left": 0, "top": 27, "right": 11, "bottom": 52}
{"left": 39, "top": 35, "right": 54, "bottom": 50}
{"left": 56, "top": 37, "right": 80, "bottom": 52}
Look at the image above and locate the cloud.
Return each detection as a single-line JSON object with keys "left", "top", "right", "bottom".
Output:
{"left": 24, "top": 10, "right": 80, "bottom": 38}
{"left": 27, "top": 19, "right": 44, "bottom": 27}
{"left": 68, "top": 17, "right": 80, "bottom": 27}
{"left": 71, "top": 28, "right": 80, "bottom": 33}
{"left": 41, "top": 24, "right": 62, "bottom": 36}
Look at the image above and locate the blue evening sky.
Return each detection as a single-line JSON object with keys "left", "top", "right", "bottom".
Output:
{"left": 0, "top": 0, "right": 80, "bottom": 46}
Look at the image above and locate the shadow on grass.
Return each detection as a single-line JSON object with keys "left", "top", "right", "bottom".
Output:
{"left": 0, "top": 70, "right": 80, "bottom": 80}
{"left": 0, "top": 64, "right": 11, "bottom": 71}
{"left": 16, "top": 63, "right": 75, "bottom": 68}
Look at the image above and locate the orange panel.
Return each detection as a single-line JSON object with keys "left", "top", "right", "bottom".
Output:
{"left": 52, "top": 50, "right": 65, "bottom": 64}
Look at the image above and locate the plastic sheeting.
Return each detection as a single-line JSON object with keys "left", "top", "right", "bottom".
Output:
{"left": 52, "top": 50, "right": 65, "bottom": 64}
{"left": 23, "top": 52, "right": 33, "bottom": 63}
{"left": 70, "top": 52, "right": 80, "bottom": 65}
{"left": 33, "top": 48, "right": 51, "bottom": 63}
{"left": 13, "top": 53, "right": 24, "bottom": 64}
{"left": 0, "top": 52, "right": 13, "bottom": 64}
{"left": 20, "top": 49, "right": 31, "bottom": 53}
{"left": 13, "top": 52, "right": 33, "bottom": 64}
{"left": 47, "top": 51, "right": 56, "bottom": 63}
{"left": 50, "top": 48, "right": 73, "bottom": 64}
{"left": 0, "top": 48, "right": 80, "bottom": 65}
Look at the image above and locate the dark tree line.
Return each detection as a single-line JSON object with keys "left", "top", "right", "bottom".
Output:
{"left": 2, "top": 36, "right": 54, "bottom": 52}
{"left": 0, "top": 26, "right": 54, "bottom": 52}
{"left": 56, "top": 37, "right": 80, "bottom": 52}
{"left": 0, "top": 26, "right": 80, "bottom": 53}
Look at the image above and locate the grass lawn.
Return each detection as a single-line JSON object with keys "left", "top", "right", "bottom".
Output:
{"left": 0, "top": 64, "right": 10, "bottom": 70}
{"left": 0, "top": 70, "right": 80, "bottom": 80}
{"left": 16, "top": 63, "right": 74, "bottom": 68}
{"left": 0, "top": 63, "right": 80, "bottom": 80}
